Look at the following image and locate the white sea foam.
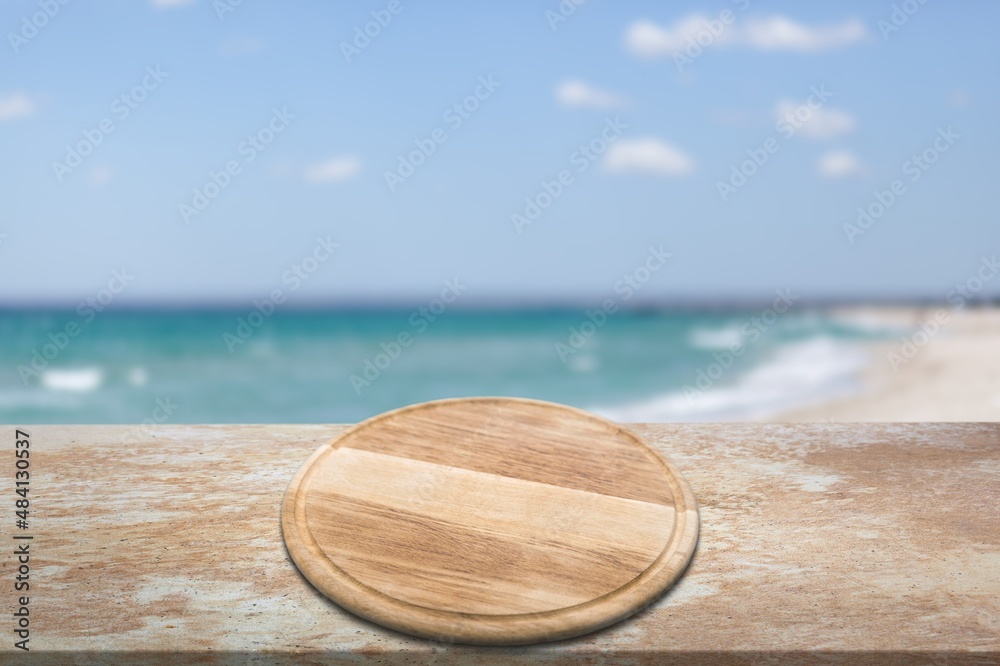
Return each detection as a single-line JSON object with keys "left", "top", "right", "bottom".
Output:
{"left": 40, "top": 367, "right": 104, "bottom": 392}
{"left": 568, "top": 353, "right": 599, "bottom": 373}
{"left": 128, "top": 366, "right": 149, "bottom": 387}
{"left": 592, "top": 336, "right": 868, "bottom": 422}
{"left": 0, "top": 390, "right": 81, "bottom": 408}
{"left": 688, "top": 324, "right": 743, "bottom": 350}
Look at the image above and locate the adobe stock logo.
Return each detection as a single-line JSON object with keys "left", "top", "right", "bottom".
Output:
{"left": 222, "top": 236, "right": 339, "bottom": 352}
{"left": 51, "top": 66, "right": 168, "bottom": 182}
{"left": 7, "top": 0, "right": 72, "bottom": 54}
{"left": 512, "top": 117, "right": 627, "bottom": 234}
{"left": 180, "top": 107, "right": 294, "bottom": 224}
{"left": 885, "top": 254, "right": 998, "bottom": 371}
{"left": 716, "top": 85, "right": 834, "bottom": 202}
{"left": 340, "top": 0, "right": 408, "bottom": 63}
{"left": 16, "top": 269, "right": 135, "bottom": 385}
{"left": 843, "top": 127, "right": 958, "bottom": 244}
{"left": 555, "top": 246, "right": 670, "bottom": 363}
{"left": 877, "top": 0, "right": 929, "bottom": 41}
{"left": 349, "top": 279, "right": 467, "bottom": 394}
{"left": 384, "top": 76, "right": 501, "bottom": 192}
{"left": 682, "top": 289, "right": 799, "bottom": 403}
{"left": 545, "top": 0, "right": 587, "bottom": 31}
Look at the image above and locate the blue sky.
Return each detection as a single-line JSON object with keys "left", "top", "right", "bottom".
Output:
{"left": 2, "top": 0, "right": 997, "bottom": 305}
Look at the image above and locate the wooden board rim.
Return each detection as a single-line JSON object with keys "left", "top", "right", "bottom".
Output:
{"left": 281, "top": 396, "right": 700, "bottom": 645}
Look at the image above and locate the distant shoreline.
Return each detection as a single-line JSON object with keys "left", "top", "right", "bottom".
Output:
{"left": 772, "top": 305, "right": 1000, "bottom": 422}
{"left": 2, "top": 301, "right": 999, "bottom": 314}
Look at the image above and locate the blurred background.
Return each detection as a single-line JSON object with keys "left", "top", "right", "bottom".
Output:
{"left": 2, "top": 0, "right": 998, "bottom": 424}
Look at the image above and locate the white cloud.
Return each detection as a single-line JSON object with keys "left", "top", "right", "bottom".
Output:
{"left": 151, "top": 0, "right": 195, "bottom": 8}
{"left": 741, "top": 16, "right": 866, "bottom": 51}
{"left": 625, "top": 14, "right": 866, "bottom": 58}
{"left": 555, "top": 80, "right": 627, "bottom": 109}
{"left": 604, "top": 138, "right": 694, "bottom": 176}
{"left": 0, "top": 92, "right": 35, "bottom": 121}
{"left": 818, "top": 150, "right": 865, "bottom": 179}
{"left": 624, "top": 15, "right": 736, "bottom": 58}
{"left": 303, "top": 157, "right": 360, "bottom": 184}
{"left": 775, "top": 99, "right": 855, "bottom": 139}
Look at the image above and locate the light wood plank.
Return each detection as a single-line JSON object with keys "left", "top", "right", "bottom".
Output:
{"left": 282, "top": 397, "right": 698, "bottom": 644}
{"left": 305, "top": 448, "right": 675, "bottom": 614}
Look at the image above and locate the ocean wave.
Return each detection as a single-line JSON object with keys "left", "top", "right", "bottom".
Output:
{"left": 40, "top": 368, "right": 104, "bottom": 392}
{"left": 593, "top": 336, "right": 868, "bottom": 422}
{"left": 688, "top": 325, "right": 743, "bottom": 350}
{"left": 128, "top": 366, "right": 149, "bottom": 387}
{"left": 0, "top": 390, "right": 82, "bottom": 409}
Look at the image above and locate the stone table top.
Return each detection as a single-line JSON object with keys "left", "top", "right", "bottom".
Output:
{"left": 7, "top": 423, "right": 999, "bottom": 664}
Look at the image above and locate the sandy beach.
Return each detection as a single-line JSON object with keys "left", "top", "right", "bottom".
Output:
{"left": 773, "top": 305, "right": 1000, "bottom": 422}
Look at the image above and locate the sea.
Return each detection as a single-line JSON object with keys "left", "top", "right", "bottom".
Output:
{"left": 0, "top": 308, "right": 896, "bottom": 424}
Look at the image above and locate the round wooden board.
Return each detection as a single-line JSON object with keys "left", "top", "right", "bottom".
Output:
{"left": 281, "top": 397, "right": 699, "bottom": 645}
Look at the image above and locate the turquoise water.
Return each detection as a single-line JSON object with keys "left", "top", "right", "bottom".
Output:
{"left": 1, "top": 309, "right": 886, "bottom": 424}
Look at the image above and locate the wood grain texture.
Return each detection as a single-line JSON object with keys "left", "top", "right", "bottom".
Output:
{"left": 12, "top": 423, "right": 999, "bottom": 664}
{"left": 281, "top": 397, "right": 699, "bottom": 645}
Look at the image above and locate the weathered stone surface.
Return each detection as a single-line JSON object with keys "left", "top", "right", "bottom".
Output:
{"left": 8, "top": 423, "right": 998, "bottom": 664}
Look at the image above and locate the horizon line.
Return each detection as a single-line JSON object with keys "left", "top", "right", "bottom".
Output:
{"left": 1, "top": 296, "right": 997, "bottom": 313}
